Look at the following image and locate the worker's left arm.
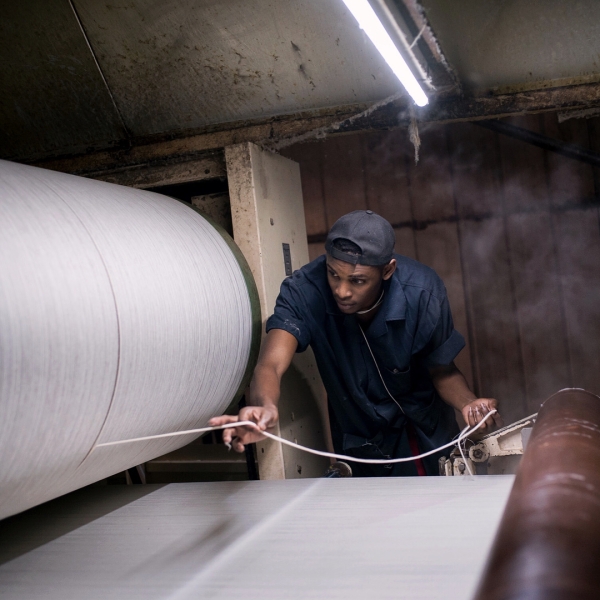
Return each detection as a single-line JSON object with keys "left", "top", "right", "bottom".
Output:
{"left": 429, "top": 362, "right": 503, "bottom": 432}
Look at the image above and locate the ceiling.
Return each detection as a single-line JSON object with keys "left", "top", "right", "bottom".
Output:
{"left": 2, "top": 0, "right": 600, "bottom": 163}
{"left": 424, "top": 0, "right": 600, "bottom": 93}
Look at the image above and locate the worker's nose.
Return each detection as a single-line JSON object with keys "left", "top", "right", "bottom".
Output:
{"left": 336, "top": 282, "right": 352, "bottom": 300}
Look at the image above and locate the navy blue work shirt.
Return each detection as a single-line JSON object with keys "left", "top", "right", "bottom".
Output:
{"left": 266, "top": 254, "right": 465, "bottom": 476}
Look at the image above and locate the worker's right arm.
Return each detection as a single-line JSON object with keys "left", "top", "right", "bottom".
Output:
{"left": 208, "top": 328, "right": 298, "bottom": 452}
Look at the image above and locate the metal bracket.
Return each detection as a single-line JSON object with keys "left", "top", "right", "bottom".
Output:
{"left": 469, "top": 413, "right": 537, "bottom": 463}
{"left": 439, "top": 413, "right": 537, "bottom": 476}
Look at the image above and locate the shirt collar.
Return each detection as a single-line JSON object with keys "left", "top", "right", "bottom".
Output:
{"left": 366, "top": 275, "right": 406, "bottom": 337}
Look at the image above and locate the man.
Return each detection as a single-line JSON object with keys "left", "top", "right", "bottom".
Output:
{"left": 210, "top": 210, "right": 501, "bottom": 476}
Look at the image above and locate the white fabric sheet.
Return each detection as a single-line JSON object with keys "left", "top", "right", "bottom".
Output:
{"left": 0, "top": 476, "right": 514, "bottom": 600}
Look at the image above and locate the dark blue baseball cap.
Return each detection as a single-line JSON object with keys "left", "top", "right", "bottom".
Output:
{"left": 325, "top": 210, "right": 395, "bottom": 266}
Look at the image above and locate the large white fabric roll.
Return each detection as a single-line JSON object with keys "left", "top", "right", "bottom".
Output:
{"left": 0, "top": 159, "right": 260, "bottom": 520}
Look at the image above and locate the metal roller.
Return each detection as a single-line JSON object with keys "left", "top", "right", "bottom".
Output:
{"left": 0, "top": 159, "right": 260, "bottom": 520}
{"left": 474, "top": 388, "right": 600, "bottom": 600}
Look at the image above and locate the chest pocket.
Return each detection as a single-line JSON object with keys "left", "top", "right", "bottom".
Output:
{"left": 381, "top": 364, "right": 412, "bottom": 398}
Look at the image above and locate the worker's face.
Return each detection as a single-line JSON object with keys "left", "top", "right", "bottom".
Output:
{"left": 326, "top": 255, "right": 396, "bottom": 314}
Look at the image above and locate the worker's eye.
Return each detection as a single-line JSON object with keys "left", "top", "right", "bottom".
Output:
{"left": 327, "top": 271, "right": 339, "bottom": 279}
{"left": 351, "top": 279, "right": 366, "bottom": 285}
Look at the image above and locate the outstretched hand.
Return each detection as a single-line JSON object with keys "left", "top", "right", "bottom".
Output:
{"left": 208, "top": 405, "right": 279, "bottom": 453}
{"left": 461, "top": 398, "right": 503, "bottom": 433}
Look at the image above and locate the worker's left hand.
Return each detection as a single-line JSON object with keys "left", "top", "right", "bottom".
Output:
{"left": 461, "top": 398, "right": 503, "bottom": 433}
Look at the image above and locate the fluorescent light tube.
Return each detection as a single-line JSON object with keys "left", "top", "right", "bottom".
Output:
{"left": 341, "top": 0, "right": 429, "bottom": 106}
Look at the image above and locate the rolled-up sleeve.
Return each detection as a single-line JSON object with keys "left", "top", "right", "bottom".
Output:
{"left": 265, "top": 278, "right": 312, "bottom": 352}
{"left": 421, "top": 294, "right": 465, "bottom": 367}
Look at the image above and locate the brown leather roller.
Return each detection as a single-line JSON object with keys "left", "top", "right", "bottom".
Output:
{"left": 474, "top": 389, "right": 600, "bottom": 600}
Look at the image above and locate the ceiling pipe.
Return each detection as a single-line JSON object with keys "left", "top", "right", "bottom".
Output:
{"left": 476, "top": 119, "right": 600, "bottom": 168}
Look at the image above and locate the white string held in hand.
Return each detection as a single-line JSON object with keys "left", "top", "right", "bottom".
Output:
{"left": 95, "top": 410, "right": 498, "bottom": 466}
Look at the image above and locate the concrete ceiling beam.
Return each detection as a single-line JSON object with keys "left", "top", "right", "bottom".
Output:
{"left": 29, "top": 82, "right": 600, "bottom": 180}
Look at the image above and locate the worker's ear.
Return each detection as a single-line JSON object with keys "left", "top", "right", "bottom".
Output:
{"left": 382, "top": 259, "right": 396, "bottom": 281}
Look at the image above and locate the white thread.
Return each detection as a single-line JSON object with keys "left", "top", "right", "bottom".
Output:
{"left": 95, "top": 410, "right": 498, "bottom": 465}
{"left": 356, "top": 289, "right": 384, "bottom": 314}
{"left": 0, "top": 159, "right": 255, "bottom": 519}
{"left": 409, "top": 25, "right": 427, "bottom": 49}
{"left": 358, "top": 323, "right": 405, "bottom": 414}
{"left": 458, "top": 438, "right": 474, "bottom": 476}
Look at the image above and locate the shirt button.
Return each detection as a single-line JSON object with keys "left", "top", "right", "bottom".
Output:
{"left": 392, "top": 368, "right": 399, "bottom": 374}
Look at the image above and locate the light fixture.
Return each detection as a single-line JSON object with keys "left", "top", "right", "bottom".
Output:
{"left": 341, "top": 0, "right": 429, "bottom": 107}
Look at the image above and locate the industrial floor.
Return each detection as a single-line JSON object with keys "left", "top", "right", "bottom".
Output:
{"left": 0, "top": 476, "right": 514, "bottom": 600}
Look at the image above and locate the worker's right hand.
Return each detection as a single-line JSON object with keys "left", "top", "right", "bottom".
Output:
{"left": 208, "top": 405, "right": 279, "bottom": 453}
{"left": 462, "top": 398, "right": 503, "bottom": 433}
